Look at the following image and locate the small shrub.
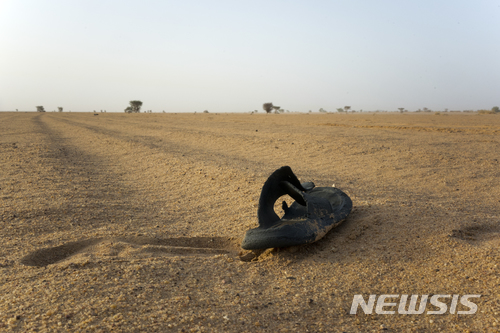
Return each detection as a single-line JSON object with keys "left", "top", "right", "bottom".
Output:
{"left": 478, "top": 109, "right": 496, "bottom": 114}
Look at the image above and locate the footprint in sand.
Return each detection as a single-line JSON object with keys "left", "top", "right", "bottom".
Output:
{"left": 20, "top": 236, "right": 239, "bottom": 267}
{"left": 449, "top": 222, "right": 500, "bottom": 245}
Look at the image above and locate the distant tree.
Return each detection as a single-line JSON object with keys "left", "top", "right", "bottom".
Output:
{"left": 124, "top": 101, "right": 142, "bottom": 113}
{"left": 319, "top": 108, "right": 326, "bottom": 113}
{"left": 336, "top": 108, "right": 344, "bottom": 113}
{"left": 492, "top": 106, "right": 499, "bottom": 113}
{"left": 130, "top": 100, "right": 143, "bottom": 113}
{"left": 263, "top": 103, "right": 273, "bottom": 113}
{"left": 58, "top": 107, "right": 63, "bottom": 112}
{"left": 398, "top": 108, "right": 404, "bottom": 113}
{"left": 36, "top": 106, "right": 45, "bottom": 112}
{"left": 344, "top": 106, "right": 351, "bottom": 112}
{"left": 272, "top": 106, "right": 281, "bottom": 113}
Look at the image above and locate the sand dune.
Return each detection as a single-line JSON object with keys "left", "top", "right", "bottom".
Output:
{"left": 1, "top": 112, "right": 499, "bottom": 332}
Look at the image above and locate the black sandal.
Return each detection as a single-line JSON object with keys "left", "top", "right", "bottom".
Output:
{"left": 241, "top": 166, "right": 352, "bottom": 250}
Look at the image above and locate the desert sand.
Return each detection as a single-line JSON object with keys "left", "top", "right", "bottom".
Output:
{"left": 1, "top": 111, "right": 499, "bottom": 332}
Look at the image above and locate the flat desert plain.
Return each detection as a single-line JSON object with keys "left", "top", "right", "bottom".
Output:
{"left": 1, "top": 111, "right": 500, "bottom": 332}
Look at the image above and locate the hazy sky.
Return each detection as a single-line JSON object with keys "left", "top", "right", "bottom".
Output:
{"left": 1, "top": 0, "right": 499, "bottom": 112}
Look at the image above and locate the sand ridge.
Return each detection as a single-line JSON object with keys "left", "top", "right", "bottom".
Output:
{"left": 1, "top": 112, "right": 499, "bottom": 332}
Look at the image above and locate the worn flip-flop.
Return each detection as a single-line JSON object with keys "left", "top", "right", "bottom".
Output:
{"left": 241, "top": 166, "right": 352, "bottom": 250}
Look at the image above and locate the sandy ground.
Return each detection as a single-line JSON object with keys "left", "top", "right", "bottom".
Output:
{"left": 1, "top": 111, "right": 499, "bottom": 332}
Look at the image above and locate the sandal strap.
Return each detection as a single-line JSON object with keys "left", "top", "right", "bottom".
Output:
{"left": 258, "top": 166, "right": 310, "bottom": 228}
